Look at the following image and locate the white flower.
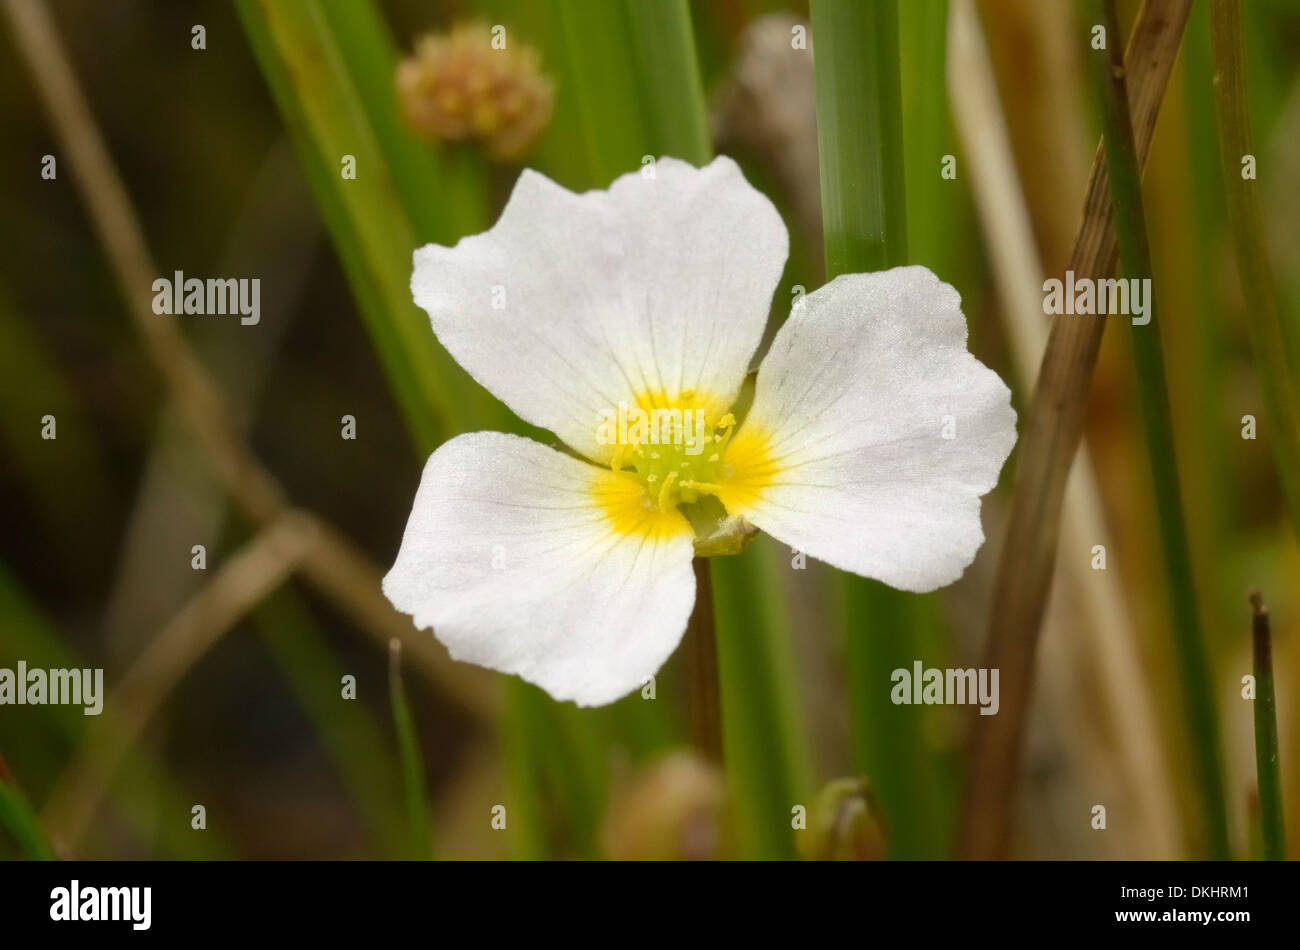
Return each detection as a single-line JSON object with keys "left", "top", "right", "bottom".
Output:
{"left": 383, "top": 156, "right": 1017, "bottom": 706}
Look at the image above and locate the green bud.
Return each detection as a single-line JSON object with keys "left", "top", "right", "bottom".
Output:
{"left": 799, "top": 777, "right": 887, "bottom": 861}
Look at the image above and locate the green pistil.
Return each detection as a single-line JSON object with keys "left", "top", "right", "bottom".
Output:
{"left": 616, "top": 412, "right": 735, "bottom": 510}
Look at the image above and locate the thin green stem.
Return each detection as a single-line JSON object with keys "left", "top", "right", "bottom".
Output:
{"left": 388, "top": 639, "right": 433, "bottom": 859}
{"left": 1089, "top": 0, "right": 1230, "bottom": 859}
{"left": 1249, "top": 590, "right": 1286, "bottom": 860}
{"left": 1209, "top": 0, "right": 1300, "bottom": 547}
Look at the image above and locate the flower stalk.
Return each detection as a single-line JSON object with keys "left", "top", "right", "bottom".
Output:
{"left": 683, "top": 559, "right": 723, "bottom": 763}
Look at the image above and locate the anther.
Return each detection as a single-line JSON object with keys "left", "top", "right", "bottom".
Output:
{"left": 716, "top": 413, "right": 737, "bottom": 451}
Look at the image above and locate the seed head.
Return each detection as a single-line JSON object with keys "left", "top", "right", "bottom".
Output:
{"left": 396, "top": 21, "right": 554, "bottom": 162}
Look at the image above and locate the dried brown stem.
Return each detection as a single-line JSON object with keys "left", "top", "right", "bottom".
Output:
{"left": 957, "top": 0, "right": 1192, "bottom": 860}
{"left": 948, "top": 0, "right": 1178, "bottom": 858}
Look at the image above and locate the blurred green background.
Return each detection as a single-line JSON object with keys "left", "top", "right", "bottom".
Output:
{"left": 1, "top": 0, "right": 1297, "bottom": 860}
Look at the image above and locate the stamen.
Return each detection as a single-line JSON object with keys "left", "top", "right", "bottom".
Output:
{"left": 611, "top": 393, "right": 738, "bottom": 514}
{"left": 657, "top": 470, "right": 678, "bottom": 511}
{"left": 679, "top": 479, "right": 725, "bottom": 497}
{"left": 715, "top": 413, "right": 737, "bottom": 451}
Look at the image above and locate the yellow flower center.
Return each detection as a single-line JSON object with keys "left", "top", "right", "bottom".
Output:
{"left": 610, "top": 407, "right": 736, "bottom": 512}
{"left": 591, "top": 390, "right": 777, "bottom": 540}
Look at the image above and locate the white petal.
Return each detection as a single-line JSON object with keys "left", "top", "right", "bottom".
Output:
{"left": 717, "top": 267, "right": 1017, "bottom": 592}
{"left": 411, "top": 156, "right": 789, "bottom": 461}
{"left": 382, "top": 432, "right": 697, "bottom": 706}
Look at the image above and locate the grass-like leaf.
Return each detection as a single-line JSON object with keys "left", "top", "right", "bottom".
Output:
{"left": 235, "top": 0, "right": 500, "bottom": 452}
{"left": 811, "top": 0, "right": 907, "bottom": 275}
{"left": 711, "top": 540, "right": 811, "bottom": 858}
{"left": 1087, "top": 0, "right": 1229, "bottom": 859}
{"left": 810, "top": 0, "right": 956, "bottom": 858}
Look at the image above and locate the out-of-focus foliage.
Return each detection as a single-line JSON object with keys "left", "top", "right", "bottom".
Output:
{"left": 0, "top": 0, "right": 1297, "bottom": 861}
